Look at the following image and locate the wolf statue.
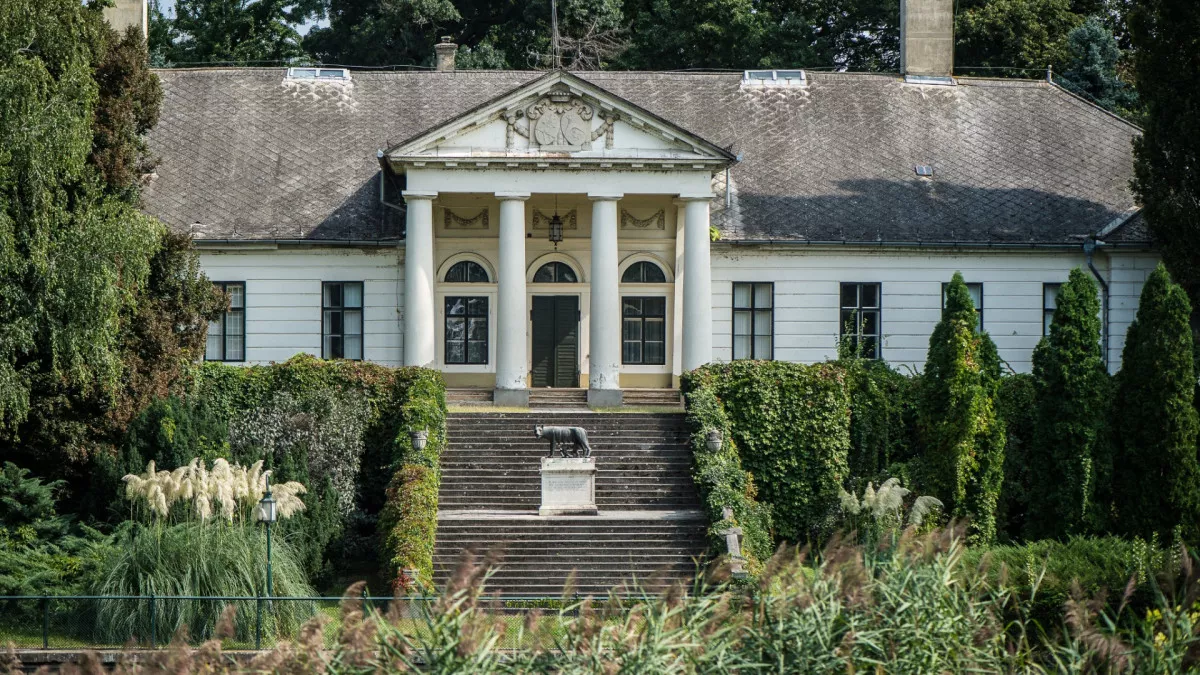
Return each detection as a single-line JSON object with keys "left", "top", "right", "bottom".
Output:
{"left": 535, "top": 425, "right": 592, "bottom": 459}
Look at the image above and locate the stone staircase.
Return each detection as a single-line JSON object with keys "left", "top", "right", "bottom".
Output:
{"left": 434, "top": 411, "right": 707, "bottom": 596}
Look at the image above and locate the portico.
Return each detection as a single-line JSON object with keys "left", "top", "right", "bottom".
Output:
{"left": 386, "top": 71, "right": 733, "bottom": 407}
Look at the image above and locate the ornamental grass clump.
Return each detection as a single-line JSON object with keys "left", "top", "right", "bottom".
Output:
{"left": 122, "top": 458, "right": 306, "bottom": 523}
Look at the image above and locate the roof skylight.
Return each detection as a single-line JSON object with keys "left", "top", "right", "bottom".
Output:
{"left": 742, "top": 69, "right": 807, "bottom": 88}
{"left": 286, "top": 67, "right": 351, "bottom": 81}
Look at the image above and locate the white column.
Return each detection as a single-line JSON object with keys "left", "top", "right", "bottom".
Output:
{"left": 588, "top": 194, "right": 623, "bottom": 407}
{"left": 402, "top": 191, "right": 437, "bottom": 367}
{"left": 495, "top": 192, "right": 530, "bottom": 406}
{"left": 681, "top": 195, "right": 713, "bottom": 372}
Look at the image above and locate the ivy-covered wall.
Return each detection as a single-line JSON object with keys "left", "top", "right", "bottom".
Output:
{"left": 683, "top": 361, "right": 852, "bottom": 558}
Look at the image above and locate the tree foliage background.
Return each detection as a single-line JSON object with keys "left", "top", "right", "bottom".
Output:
{"left": 144, "top": 0, "right": 1140, "bottom": 118}
{"left": 0, "top": 0, "right": 223, "bottom": 501}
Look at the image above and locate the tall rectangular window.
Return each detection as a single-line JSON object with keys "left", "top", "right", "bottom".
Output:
{"left": 733, "top": 282, "right": 773, "bottom": 360}
{"left": 1043, "top": 283, "right": 1062, "bottom": 336}
{"left": 942, "top": 282, "right": 984, "bottom": 331}
{"left": 205, "top": 282, "right": 245, "bottom": 362}
{"left": 622, "top": 297, "right": 666, "bottom": 365}
{"left": 445, "top": 296, "right": 488, "bottom": 364}
{"left": 323, "top": 282, "right": 363, "bottom": 360}
{"left": 840, "top": 282, "right": 881, "bottom": 359}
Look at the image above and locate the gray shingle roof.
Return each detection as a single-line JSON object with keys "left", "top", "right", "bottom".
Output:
{"left": 143, "top": 69, "right": 1146, "bottom": 245}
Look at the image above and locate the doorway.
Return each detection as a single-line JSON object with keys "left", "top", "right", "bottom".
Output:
{"left": 531, "top": 295, "right": 579, "bottom": 388}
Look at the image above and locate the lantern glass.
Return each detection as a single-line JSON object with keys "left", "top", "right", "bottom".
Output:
{"left": 549, "top": 214, "right": 563, "bottom": 246}
{"left": 257, "top": 493, "right": 278, "bottom": 523}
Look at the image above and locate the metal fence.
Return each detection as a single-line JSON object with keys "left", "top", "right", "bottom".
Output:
{"left": 0, "top": 595, "right": 582, "bottom": 651}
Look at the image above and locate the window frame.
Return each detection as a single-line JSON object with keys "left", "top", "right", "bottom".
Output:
{"left": 322, "top": 281, "right": 364, "bottom": 361}
{"left": 621, "top": 261, "right": 668, "bottom": 284}
{"left": 532, "top": 262, "right": 579, "bottom": 283}
{"left": 621, "top": 296, "right": 667, "bottom": 365}
{"left": 839, "top": 282, "right": 882, "bottom": 359}
{"left": 1043, "top": 282, "right": 1062, "bottom": 336}
{"left": 942, "top": 281, "right": 984, "bottom": 331}
{"left": 206, "top": 281, "right": 246, "bottom": 362}
{"left": 444, "top": 260, "right": 490, "bottom": 283}
{"left": 444, "top": 296, "right": 489, "bottom": 365}
{"left": 732, "top": 282, "right": 774, "bottom": 360}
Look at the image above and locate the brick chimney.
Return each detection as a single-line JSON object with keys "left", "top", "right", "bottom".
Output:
{"left": 434, "top": 36, "right": 457, "bottom": 72}
{"left": 103, "top": 0, "right": 148, "bottom": 40}
{"left": 900, "top": 0, "right": 954, "bottom": 77}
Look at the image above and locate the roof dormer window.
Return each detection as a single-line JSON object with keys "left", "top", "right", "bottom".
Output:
{"left": 742, "top": 69, "right": 807, "bottom": 88}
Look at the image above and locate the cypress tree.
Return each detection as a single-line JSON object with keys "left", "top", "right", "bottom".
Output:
{"left": 1112, "top": 263, "right": 1200, "bottom": 541}
{"left": 1130, "top": 0, "right": 1200, "bottom": 303}
{"left": 919, "top": 272, "right": 1006, "bottom": 543}
{"left": 1026, "top": 268, "right": 1109, "bottom": 539}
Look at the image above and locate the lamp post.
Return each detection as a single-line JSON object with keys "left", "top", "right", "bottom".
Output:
{"left": 257, "top": 478, "right": 278, "bottom": 598}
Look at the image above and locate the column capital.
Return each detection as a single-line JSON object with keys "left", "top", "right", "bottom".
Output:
{"left": 587, "top": 192, "right": 624, "bottom": 201}
{"left": 495, "top": 191, "right": 531, "bottom": 201}
{"left": 675, "top": 193, "right": 715, "bottom": 203}
{"left": 401, "top": 190, "right": 438, "bottom": 201}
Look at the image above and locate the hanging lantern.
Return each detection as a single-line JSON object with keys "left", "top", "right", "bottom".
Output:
{"left": 548, "top": 212, "right": 564, "bottom": 248}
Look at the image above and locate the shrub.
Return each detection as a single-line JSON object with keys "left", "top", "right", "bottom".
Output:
{"left": 379, "top": 464, "right": 439, "bottom": 592}
{"left": 682, "top": 384, "right": 773, "bottom": 570}
{"left": 838, "top": 356, "right": 920, "bottom": 490}
{"left": 1112, "top": 263, "right": 1200, "bottom": 542}
{"left": 92, "top": 522, "right": 316, "bottom": 644}
{"left": 1027, "top": 269, "right": 1111, "bottom": 539}
{"left": 963, "top": 536, "right": 1169, "bottom": 629}
{"left": 995, "top": 373, "right": 1036, "bottom": 542}
{"left": 684, "top": 361, "right": 850, "bottom": 543}
{"left": 918, "top": 272, "right": 1006, "bottom": 543}
{"left": 836, "top": 477, "right": 942, "bottom": 548}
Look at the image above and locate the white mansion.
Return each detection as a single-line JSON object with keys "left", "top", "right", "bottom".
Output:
{"left": 121, "top": 0, "right": 1155, "bottom": 406}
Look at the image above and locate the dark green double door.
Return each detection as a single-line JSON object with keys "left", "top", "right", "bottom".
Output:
{"left": 531, "top": 295, "right": 579, "bottom": 388}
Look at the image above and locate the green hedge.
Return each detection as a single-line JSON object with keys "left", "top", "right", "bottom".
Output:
{"left": 96, "top": 354, "right": 445, "bottom": 589}
{"left": 377, "top": 368, "right": 446, "bottom": 590}
{"left": 684, "top": 361, "right": 851, "bottom": 546}
{"left": 962, "top": 536, "right": 1169, "bottom": 629}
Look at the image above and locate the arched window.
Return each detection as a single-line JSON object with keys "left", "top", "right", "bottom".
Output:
{"left": 621, "top": 261, "right": 667, "bottom": 283}
{"left": 445, "top": 260, "right": 489, "bottom": 283}
{"left": 533, "top": 262, "right": 578, "bottom": 283}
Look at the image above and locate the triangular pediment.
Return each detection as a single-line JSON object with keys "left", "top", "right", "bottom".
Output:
{"left": 385, "top": 71, "right": 735, "bottom": 169}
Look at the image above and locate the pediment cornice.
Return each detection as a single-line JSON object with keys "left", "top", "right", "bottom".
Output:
{"left": 384, "top": 71, "right": 736, "bottom": 171}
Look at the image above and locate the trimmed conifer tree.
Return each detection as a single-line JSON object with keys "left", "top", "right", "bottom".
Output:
{"left": 1112, "top": 263, "right": 1200, "bottom": 541}
{"left": 919, "top": 272, "right": 1006, "bottom": 543}
{"left": 1026, "top": 268, "right": 1110, "bottom": 539}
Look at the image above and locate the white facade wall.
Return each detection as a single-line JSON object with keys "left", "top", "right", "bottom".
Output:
{"left": 197, "top": 247, "right": 404, "bottom": 366}
{"left": 710, "top": 246, "right": 1159, "bottom": 374}
{"left": 194, "top": 243, "right": 1159, "bottom": 378}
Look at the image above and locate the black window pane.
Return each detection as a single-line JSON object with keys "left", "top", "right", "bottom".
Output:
{"left": 862, "top": 310, "right": 879, "bottom": 335}
{"left": 468, "top": 297, "right": 488, "bottom": 314}
{"left": 446, "top": 317, "right": 465, "bottom": 341}
{"left": 557, "top": 263, "right": 577, "bottom": 283}
{"left": 325, "top": 283, "right": 342, "bottom": 308}
{"left": 840, "top": 284, "right": 857, "bottom": 308}
{"left": 446, "top": 341, "right": 465, "bottom": 364}
{"left": 861, "top": 284, "right": 879, "bottom": 308}
{"left": 467, "top": 317, "right": 487, "bottom": 341}
{"left": 645, "top": 318, "right": 665, "bottom": 342}
{"left": 329, "top": 335, "right": 343, "bottom": 359}
{"left": 645, "top": 340, "right": 665, "bottom": 364}
{"left": 646, "top": 297, "right": 666, "bottom": 316}
{"left": 467, "top": 340, "right": 486, "bottom": 364}
{"left": 329, "top": 311, "right": 344, "bottom": 335}
{"left": 623, "top": 298, "right": 643, "bottom": 316}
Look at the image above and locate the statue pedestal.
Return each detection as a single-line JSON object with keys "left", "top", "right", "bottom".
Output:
{"left": 539, "top": 457, "right": 598, "bottom": 516}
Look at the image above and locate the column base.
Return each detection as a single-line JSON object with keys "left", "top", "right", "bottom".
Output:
{"left": 587, "top": 388, "right": 623, "bottom": 409}
{"left": 493, "top": 388, "right": 530, "bottom": 407}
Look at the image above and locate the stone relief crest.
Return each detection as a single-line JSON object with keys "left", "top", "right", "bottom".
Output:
{"left": 525, "top": 87, "right": 595, "bottom": 151}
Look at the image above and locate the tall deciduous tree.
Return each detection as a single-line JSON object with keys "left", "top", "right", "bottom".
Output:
{"left": 1112, "top": 264, "right": 1200, "bottom": 541}
{"left": 0, "top": 0, "right": 222, "bottom": 481}
{"left": 1058, "top": 17, "right": 1139, "bottom": 118}
{"left": 1026, "top": 268, "right": 1110, "bottom": 539}
{"left": 304, "top": 0, "right": 461, "bottom": 67}
{"left": 956, "top": 0, "right": 1083, "bottom": 76}
{"left": 918, "top": 272, "right": 1006, "bottom": 543}
{"left": 1131, "top": 0, "right": 1200, "bottom": 304}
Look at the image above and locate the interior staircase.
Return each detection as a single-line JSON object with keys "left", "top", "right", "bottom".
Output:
{"left": 433, "top": 411, "right": 707, "bottom": 596}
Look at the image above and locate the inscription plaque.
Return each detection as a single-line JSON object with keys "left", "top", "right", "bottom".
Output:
{"left": 540, "top": 457, "right": 598, "bottom": 516}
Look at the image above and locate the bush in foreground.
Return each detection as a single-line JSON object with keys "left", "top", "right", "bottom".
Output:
{"left": 18, "top": 530, "right": 1200, "bottom": 674}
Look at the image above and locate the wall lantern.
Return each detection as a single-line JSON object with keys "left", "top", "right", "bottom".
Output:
{"left": 706, "top": 429, "right": 723, "bottom": 453}
{"left": 548, "top": 213, "right": 564, "bottom": 249}
{"left": 410, "top": 429, "right": 429, "bottom": 452}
